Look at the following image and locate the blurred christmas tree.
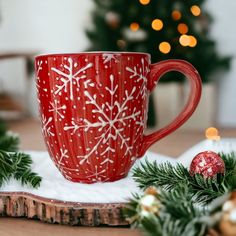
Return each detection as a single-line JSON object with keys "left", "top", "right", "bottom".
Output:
{"left": 86, "top": 0, "right": 231, "bottom": 125}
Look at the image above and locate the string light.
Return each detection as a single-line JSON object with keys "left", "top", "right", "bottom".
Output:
{"left": 139, "top": 0, "right": 150, "bottom": 5}
{"left": 179, "top": 35, "right": 197, "bottom": 47}
{"left": 179, "top": 35, "right": 190, "bottom": 46}
{"left": 189, "top": 35, "right": 197, "bottom": 47}
{"left": 159, "top": 42, "right": 171, "bottom": 54}
{"left": 151, "top": 19, "right": 163, "bottom": 31}
{"left": 172, "top": 10, "right": 182, "bottom": 21}
{"left": 205, "top": 127, "right": 220, "bottom": 141}
{"left": 190, "top": 5, "right": 201, "bottom": 16}
{"left": 177, "top": 23, "right": 188, "bottom": 34}
{"left": 130, "top": 22, "right": 140, "bottom": 32}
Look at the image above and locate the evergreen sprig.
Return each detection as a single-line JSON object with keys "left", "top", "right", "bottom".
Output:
{"left": 125, "top": 153, "right": 236, "bottom": 236}
{"left": 0, "top": 134, "right": 20, "bottom": 152}
{"left": 140, "top": 212, "right": 207, "bottom": 236}
{"left": 124, "top": 186, "right": 208, "bottom": 236}
{"left": 0, "top": 151, "right": 42, "bottom": 188}
{"left": 133, "top": 153, "right": 236, "bottom": 204}
{"left": 0, "top": 119, "right": 19, "bottom": 152}
{"left": 221, "top": 152, "right": 236, "bottom": 181}
{"left": 0, "top": 119, "right": 42, "bottom": 188}
{"left": 133, "top": 161, "right": 190, "bottom": 190}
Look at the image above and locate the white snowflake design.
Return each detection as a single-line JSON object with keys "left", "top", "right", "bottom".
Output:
{"left": 126, "top": 58, "right": 150, "bottom": 99}
{"left": 36, "top": 60, "right": 43, "bottom": 79}
{"left": 64, "top": 74, "right": 142, "bottom": 165}
{"left": 51, "top": 58, "right": 93, "bottom": 100}
{"left": 56, "top": 148, "right": 69, "bottom": 166}
{"left": 42, "top": 115, "right": 55, "bottom": 137}
{"left": 35, "top": 60, "right": 43, "bottom": 93}
{"left": 102, "top": 53, "right": 120, "bottom": 66}
{"left": 49, "top": 101, "right": 67, "bottom": 120}
{"left": 47, "top": 142, "right": 79, "bottom": 179}
{"left": 86, "top": 165, "right": 109, "bottom": 182}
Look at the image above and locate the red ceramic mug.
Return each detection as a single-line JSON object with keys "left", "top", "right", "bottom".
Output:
{"left": 35, "top": 52, "right": 201, "bottom": 183}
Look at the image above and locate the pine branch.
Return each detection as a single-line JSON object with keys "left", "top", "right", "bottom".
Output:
{"left": 141, "top": 213, "right": 206, "bottom": 236}
{"left": 189, "top": 173, "right": 226, "bottom": 204}
{"left": 220, "top": 152, "right": 236, "bottom": 192}
{"left": 0, "top": 119, "right": 41, "bottom": 188}
{"left": 10, "top": 152, "right": 32, "bottom": 169}
{"left": 12, "top": 153, "right": 41, "bottom": 188}
{"left": 158, "top": 186, "right": 207, "bottom": 236}
{"left": 140, "top": 213, "right": 163, "bottom": 236}
{"left": 0, "top": 119, "right": 20, "bottom": 152}
{"left": 0, "top": 151, "right": 12, "bottom": 187}
{"left": 0, "top": 151, "right": 42, "bottom": 188}
{"left": 14, "top": 169, "right": 42, "bottom": 188}
{"left": 133, "top": 154, "right": 236, "bottom": 205}
{"left": 221, "top": 152, "right": 236, "bottom": 177}
{"left": 124, "top": 186, "right": 207, "bottom": 236}
{"left": 158, "top": 186, "right": 204, "bottom": 221}
{"left": 123, "top": 193, "right": 143, "bottom": 227}
{"left": 127, "top": 153, "right": 236, "bottom": 235}
{"left": 0, "top": 134, "right": 20, "bottom": 152}
{"left": 133, "top": 160, "right": 189, "bottom": 190}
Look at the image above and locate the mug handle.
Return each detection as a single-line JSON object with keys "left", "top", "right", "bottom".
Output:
{"left": 139, "top": 59, "right": 202, "bottom": 157}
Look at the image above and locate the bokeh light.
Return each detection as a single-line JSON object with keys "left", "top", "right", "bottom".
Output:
{"left": 190, "top": 5, "right": 201, "bottom": 16}
{"left": 189, "top": 35, "right": 197, "bottom": 47}
{"left": 205, "top": 127, "right": 220, "bottom": 141}
{"left": 177, "top": 23, "right": 189, "bottom": 34}
{"left": 139, "top": 0, "right": 150, "bottom": 5}
{"left": 151, "top": 19, "right": 163, "bottom": 31}
{"left": 130, "top": 22, "right": 140, "bottom": 32}
{"left": 172, "top": 10, "right": 182, "bottom": 21}
{"left": 179, "top": 35, "right": 190, "bottom": 46}
{"left": 159, "top": 42, "right": 171, "bottom": 54}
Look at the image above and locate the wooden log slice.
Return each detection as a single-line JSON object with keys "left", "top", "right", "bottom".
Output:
{"left": 0, "top": 192, "right": 129, "bottom": 226}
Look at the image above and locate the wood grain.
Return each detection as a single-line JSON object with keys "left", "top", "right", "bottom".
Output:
{"left": 0, "top": 192, "right": 128, "bottom": 226}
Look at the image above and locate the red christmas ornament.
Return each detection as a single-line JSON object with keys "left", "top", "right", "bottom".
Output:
{"left": 190, "top": 151, "right": 225, "bottom": 178}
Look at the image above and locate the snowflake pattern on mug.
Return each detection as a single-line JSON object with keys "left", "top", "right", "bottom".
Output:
{"left": 51, "top": 58, "right": 93, "bottom": 100}
{"left": 126, "top": 58, "right": 150, "bottom": 99}
{"left": 64, "top": 74, "right": 142, "bottom": 165}
{"left": 36, "top": 54, "right": 149, "bottom": 183}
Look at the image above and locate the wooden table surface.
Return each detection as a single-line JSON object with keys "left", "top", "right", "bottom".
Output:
{"left": 1, "top": 119, "right": 236, "bottom": 236}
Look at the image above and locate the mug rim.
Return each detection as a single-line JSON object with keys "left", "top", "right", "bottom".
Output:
{"left": 35, "top": 51, "right": 150, "bottom": 60}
